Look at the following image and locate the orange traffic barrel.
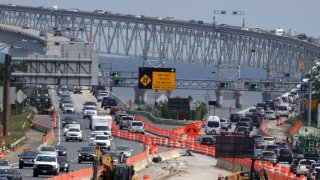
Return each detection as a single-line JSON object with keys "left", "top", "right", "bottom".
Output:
{"left": 143, "top": 175, "right": 150, "bottom": 180}
{"left": 0, "top": 152, "right": 4, "bottom": 159}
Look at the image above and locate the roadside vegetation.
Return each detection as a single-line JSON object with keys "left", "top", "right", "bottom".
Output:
{"left": 0, "top": 112, "right": 30, "bottom": 147}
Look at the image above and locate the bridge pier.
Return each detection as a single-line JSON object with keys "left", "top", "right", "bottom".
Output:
{"left": 235, "top": 91, "right": 244, "bottom": 108}
{"left": 215, "top": 90, "right": 224, "bottom": 108}
{"left": 134, "top": 87, "right": 147, "bottom": 104}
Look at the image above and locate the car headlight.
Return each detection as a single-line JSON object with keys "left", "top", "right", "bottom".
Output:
{"left": 62, "top": 151, "right": 66, "bottom": 154}
{"left": 64, "top": 164, "right": 68, "bottom": 167}
{"left": 53, "top": 165, "right": 58, "bottom": 169}
{"left": 78, "top": 153, "right": 82, "bottom": 156}
{"left": 20, "top": 159, "right": 23, "bottom": 161}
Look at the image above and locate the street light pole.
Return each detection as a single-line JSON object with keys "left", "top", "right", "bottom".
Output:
{"left": 2, "top": 54, "right": 12, "bottom": 136}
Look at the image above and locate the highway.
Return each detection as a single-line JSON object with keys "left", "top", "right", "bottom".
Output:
{"left": 17, "top": 89, "right": 145, "bottom": 179}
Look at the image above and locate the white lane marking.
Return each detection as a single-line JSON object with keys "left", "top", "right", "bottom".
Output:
{"left": 57, "top": 112, "right": 61, "bottom": 146}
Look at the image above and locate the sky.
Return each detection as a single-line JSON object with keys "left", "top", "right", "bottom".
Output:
{"left": 2, "top": 0, "right": 319, "bottom": 37}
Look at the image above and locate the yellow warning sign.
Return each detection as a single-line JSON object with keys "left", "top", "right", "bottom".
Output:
{"left": 139, "top": 74, "right": 151, "bottom": 87}
{"left": 152, "top": 71, "right": 176, "bottom": 90}
{"left": 299, "top": 61, "right": 304, "bottom": 70}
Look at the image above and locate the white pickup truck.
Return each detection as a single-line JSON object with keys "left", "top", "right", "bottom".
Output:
{"left": 33, "top": 154, "right": 59, "bottom": 177}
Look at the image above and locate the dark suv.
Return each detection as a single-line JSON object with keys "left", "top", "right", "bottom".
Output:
{"left": 230, "top": 113, "right": 242, "bottom": 123}
{"left": 101, "top": 97, "right": 117, "bottom": 109}
{"left": 18, "top": 150, "right": 38, "bottom": 169}
{"left": 278, "top": 149, "right": 293, "bottom": 164}
{"left": 78, "top": 146, "right": 96, "bottom": 163}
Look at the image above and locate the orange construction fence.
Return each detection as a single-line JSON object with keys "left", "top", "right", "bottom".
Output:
{"left": 47, "top": 167, "right": 93, "bottom": 180}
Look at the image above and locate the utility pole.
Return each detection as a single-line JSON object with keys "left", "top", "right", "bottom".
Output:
{"left": 308, "top": 80, "right": 312, "bottom": 127}
{"left": 3, "top": 54, "right": 12, "bottom": 136}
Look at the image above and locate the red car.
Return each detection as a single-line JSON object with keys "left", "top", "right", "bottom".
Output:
{"left": 110, "top": 107, "right": 120, "bottom": 115}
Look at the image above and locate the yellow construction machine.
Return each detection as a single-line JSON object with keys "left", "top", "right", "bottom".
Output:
{"left": 92, "top": 147, "right": 138, "bottom": 180}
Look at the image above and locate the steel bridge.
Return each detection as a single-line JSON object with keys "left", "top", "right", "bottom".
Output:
{"left": 0, "top": 4, "right": 319, "bottom": 76}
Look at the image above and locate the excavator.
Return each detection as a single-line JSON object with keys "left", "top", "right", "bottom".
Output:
{"left": 92, "top": 147, "right": 138, "bottom": 180}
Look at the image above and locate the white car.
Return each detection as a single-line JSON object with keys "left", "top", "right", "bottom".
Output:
{"left": 96, "top": 91, "right": 109, "bottom": 102}
{"left": 116, "top": 145, "right": 133, "bottom": 157}
{"left": 128, "top": 121, "right": 145, "bottom": 134}
{"left": 265, "top": 111, "right": 276, "bottom": 120}
{"left": 62, "top": 103, "right": 75, "bottom": 114}
{"left": 33, "top": 154, "right": 59, "bottom": 177}
{"left": 64, "top": 124, "right": 80, "bottom": 136}
{"left": 65, "top": 128, "right": 83, "bottom": 142}
{"left": 0, "top": 159, "right": 12, "bottom": 169}
{"left": 95, "top": 9, "right": 105, "bottom": 14}
{"left": 296, "top": 159, "right": 316, "bottom": 175}
{"left": 260, "top": 137, "right": 275, "bottom": 146}
{"left": 83, "top": 105, "right": 97, "bottom": 119}
{"left": 94, "top": 135, "right": 111, "bottom": 150}
{"left": 39, "top": 146, "right": 58, "bottom": 156}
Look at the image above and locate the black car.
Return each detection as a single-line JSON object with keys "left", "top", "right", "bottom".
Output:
{"left": 62, "top": 116, "right": 77, "bottom": 127}
{"left": 18, "top": 150, "right": 38, "bottom": 169}
{"left": 236, "top": 121, "right": 250, "bottom": 130}
{"left": 199, "top": 136, "right": 215, "bottom": 146}
{"left": 230, "top": 113, "right": 242, "bottom": 123}
{"left": 78, "top": 146, "right": 96, "bottom": 163}
{"left": 256, "top": 102, "right": 267, "bottom": 111}
{"left": 102, "top": 150, "right": 120, "bottom": 164}
{"left": 239, "top": 117, "right": 253, "bottom": 130}
{"left": 0, "top": 169, "right": 22, "bottom": 180}
{"left": 57, "top": 156, "right": 70, "bottom": 172}
{"left": 252, "top": 135, "right": 263, "bottom": 147}
{"left": 55, "top": 145, "right": 67, "bottom": 156}
{"left": 101, "top": 97, "right": 117, "bottom": 109}
{"left": 290, "top": 158, "right": 302, "bottom": 173}
{"left": 252, "top": 113, "right": 263, "bottom": 128}
{"left": 235, "top": 126, "right": 250, "bottom": 136}
{"left": 73, "top": 86, "right": 82, "bottom": 94}
{"left": 278, "top": 149, "right": 293, "bottom": 163}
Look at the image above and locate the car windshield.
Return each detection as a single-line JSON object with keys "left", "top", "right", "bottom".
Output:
{"left": 278, "top": 106, "right": 287, "bottom": 111}
{"left": 0, "top": 160, "right": 9, "bottom": 166}
{"left": 63, "top": 100, "right": 72, "bottom": 104}
{"left": 94, "top": 126, "right": 109, "bottom": 131}
{"left": 122, "top": 117, "right": 134, "bottom": 121}
{"left": 81, "top": 147, "right": 95, "bottom": 152}
{"left": 207, "top": 121, "right": 219, "bottom": 127}
{"left": 99, "top": 93, "right": 108, "bottom": 96}
{"left": 263, "top": 152, "right": 275, "bottom": 157}
{"left": 202, "top": 137, "right": 214, "bottom": 143}
{"left": 85, "top": 102, "right": 96, "bottom": 106}
{"left": 266, "top": 111, "right": 274, "bottom": 114}
{"left": 263, "top": 137, "right": 274, "bottom": 141}
{"left": 0, "top": 169, "right": 18, "bottom": 175}
{"left": 57, "top": 157, "right": 68, "bottom": 163}
{"left": 237, "top": 122, "right": 249, "bottom": 127}
{"left": 41, "top": 147, "right": 55, "bottom": 151}
{"left": 300, "top": 160, "right": 314, "bottom": 165}
{"left": 85, "top": 106, "right": 96, "bottom": 110}
{"left": 236, "top": 127, "right": 247, "bottom": 132}
{"left": 95, "top": 136, "right": 109, "bottom": 140}
{"left": 220, "top": 119, "right": 226, "bottom": 123}
{"left": 64, "top": 104, "right": 73, "bottom": 108}
{"left": 64, "top": 117, "right": 75, "bottom": 121}
{"left": 69, "top": 128, "right": 80, "bottom": 132}
{"left": 55, "top": 146, "right": 65, "bottom": 150}
{"left": 241, "top": 118, "right": 251, "bottom": 122}
{"left": 266, "top": 145, "right": 278, "bottom": 150}
{"left": 131, "top": 122, "right": 143, "bottom": 126}
{"left": 22, "top": 151, "right": 38, "bottom": 156}
{"left": 117, "top": 146, "right": 130, "bottom": 151}
{"left": 36, "top": 156, "right": 56, "bottom": 162}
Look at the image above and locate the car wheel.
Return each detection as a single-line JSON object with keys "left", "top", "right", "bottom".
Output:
{"left": 66, "top": 138, "right": 69, "bottom": 142}
{"left": 104, "top": 107, "right": 106, "bottom": 110}
{"left": 33, "top": 170, "right": 38, "bottom": 177}
{"left": 66, "top": 168, "right": 69, "bottom": 173}
{"left": 120, "top": 126, "right": 122, "bottom": 130}
{"left": 78, "top": 159, "right": 81, "bottom": 164}
{"left": 54, "top": 170, "right": 59, "bottom": 176}
{"left": 79, "top": 139, "right": 82, "bottom": 142}
{"left": 19, "top": 164, "right": 23, "bottom": 169}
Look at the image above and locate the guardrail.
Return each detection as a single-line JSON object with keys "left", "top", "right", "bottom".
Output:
{"left": 107, "top": 89, "right": 128, "bottom": 111}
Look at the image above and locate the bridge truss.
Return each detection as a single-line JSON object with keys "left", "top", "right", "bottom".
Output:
{"left": 0, "top": 5, "right": 319, "bottom": 75}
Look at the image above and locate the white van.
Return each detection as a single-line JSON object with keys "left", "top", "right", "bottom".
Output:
{"left": 205, "top": 115, "right": 221, "bottom": 135}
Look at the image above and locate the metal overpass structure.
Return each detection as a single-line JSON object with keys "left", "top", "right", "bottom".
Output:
{"left": 0, "top": 4, "right": 319, "bottom": 77}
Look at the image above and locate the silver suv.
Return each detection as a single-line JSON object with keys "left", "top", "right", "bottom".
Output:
{"left": 119, "top": 116, "right": 134, "bottom": 130}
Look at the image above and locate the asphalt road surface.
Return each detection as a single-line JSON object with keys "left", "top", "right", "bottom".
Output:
{"left": 17, "top": 89, "right": 145, "bottom": 179}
